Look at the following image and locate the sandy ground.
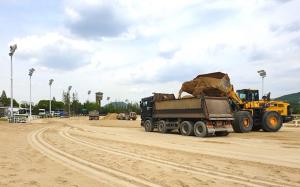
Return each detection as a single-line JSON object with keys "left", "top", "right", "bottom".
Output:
{"left": 0, "top": 117, "right": 300, "bottom": 187}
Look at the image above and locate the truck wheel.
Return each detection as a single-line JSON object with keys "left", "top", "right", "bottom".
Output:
{"left": 144, "top": 120, "right": 154, "bottom": 132}
{"left": 215, "top": 131, "right": 229, "bottom": 136}
{"left": 233, "top": 111, "right": 253, "bottom": 133}
{"left": 262, "top": 111, "right": 282, "bottom": 132}
{"left": 180, "top": 121, "right": 194, "bottom": 136}
{"left": 194, "top": 121, "right": 207, "bottom": 137}
{"left": 158, "top": 120, "right": 168, "bottom": 133}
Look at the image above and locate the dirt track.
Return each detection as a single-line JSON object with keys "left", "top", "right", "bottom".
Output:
{"left": 1, "top": 117, "right": 300, "bottom": 187}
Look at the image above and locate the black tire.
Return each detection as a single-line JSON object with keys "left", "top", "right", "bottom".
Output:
{"left": 158, "top": 120, "right": 168, "bottom": 133}
{"left": 215, "top": 131, "right": 229, "bottom": 136}
{"left": 144, "top": 120, "right": 154, "bottom": 132}
{"left": 262, "top": 111, "right": 282, "bottom": 132}
{"left": 233, "top": 111, "right": 253, "bottom": 133}
{"left": 180, "top": 121, "right": 194, "bottom": 136}
{"left": 194, "top": 121, "right": 207, "bottom": 137}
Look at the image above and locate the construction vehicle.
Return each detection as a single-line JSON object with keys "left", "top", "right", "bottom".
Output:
{"left": 179, "top": 72, "right": 293, "bottom": 133}
{"left": 89, "top": 110, "right": 99, "bottom": 120}
{"left": 140, "top": 93, "right": 233, "bottom": 137}
{"left": 117, "top": 112, "right": 137, "bottom": 120}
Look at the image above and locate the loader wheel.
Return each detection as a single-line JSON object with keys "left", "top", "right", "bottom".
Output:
{"left": 262, "top": 111, "right": 282, "bottom": 132}
{"left": 158, "top": 120, "right": 168, "bottom": 133}
{"left": 144, "top": 120, "right": 154, "bottom": 132}
{"left": 233, "top": 111, "right": 253, "bottom": 133}
{"left": 194, "top": 121, "right": 207, "bottom": 137}
{"left": 180, "top": 121, "right": 194, "bottom": 136}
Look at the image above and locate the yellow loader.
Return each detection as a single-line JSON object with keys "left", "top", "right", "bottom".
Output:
{"left": 179, "top": 72, "right": 293, "bottom": 132}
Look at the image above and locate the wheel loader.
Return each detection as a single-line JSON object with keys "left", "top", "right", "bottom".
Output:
{"left": 179, "top": 72, "right": 293, "bottom": 132}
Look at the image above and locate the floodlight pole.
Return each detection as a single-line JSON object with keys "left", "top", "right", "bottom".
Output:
{"left": 29, "top": 75, "right": 32, "bottom": 120}
{"left": 29, "top": 68, "right": 35, "bottom": 121}
{"left": 50, "top": 85, "right": 52, "bottom": 114}
{"left": 257, "top": 70, "right": 266, "bottom": 98}
{"left": 49, "top": 79, "right": 54, "bottom": 115}
{"left": 262, "top": 76, "right": 264, "bottom": 97}
{"left": 9, "top": 44, "right": 17, "bottom": 118}
{"left": 10, "top": 55, "right": 13, "bottom": 117}
{"left": 68, "top": 86, "right": 72, "bottom": 117}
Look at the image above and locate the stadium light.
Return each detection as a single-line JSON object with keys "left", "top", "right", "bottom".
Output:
{"left": 9, "top": 44, "right": 17, "bottom": 118}
{"left": 49, "top": 79, "right": 54, "bottom": 115}
{"left": 28, "top": 68, "right": 35, "bottom": 120}
{"left": 68, "top": 86, "right": 72, "bottom": 116}
{"left": 257, "top": 70, "right": 266, "bottom": 97}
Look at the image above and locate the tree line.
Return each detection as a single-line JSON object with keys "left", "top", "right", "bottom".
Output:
{"left": 0, "top": 90, "right": 140, "bottom": 115}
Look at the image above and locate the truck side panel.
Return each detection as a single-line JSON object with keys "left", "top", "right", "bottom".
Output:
{"left": 153, "top": 98, "right": 205, "bottom": 119}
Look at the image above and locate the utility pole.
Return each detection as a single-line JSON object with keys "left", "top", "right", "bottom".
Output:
{"left": 49, "top": 79, "right": 54, "bottom": 116}
{"left": 29, "top": 68, "right": 35, "bottom": 121}
{"left": 9, "top": 44, "right": 17, "bottom": 118}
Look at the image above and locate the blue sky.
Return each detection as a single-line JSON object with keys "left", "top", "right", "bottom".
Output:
{"left": 0, "top": 0, "right": 299, "bottom": 104}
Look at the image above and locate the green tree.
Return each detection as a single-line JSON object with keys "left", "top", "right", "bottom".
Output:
{"left": 83, "top": 102, "right": 100, "bottom": 112}
{"left": 0, "top": 97, "right": 19, "bottom": 107}
{"left": 71, "top": 92, "right": 82, "bottom": 115}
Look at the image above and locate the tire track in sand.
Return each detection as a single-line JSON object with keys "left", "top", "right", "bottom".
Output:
{"left": 28, "top": 127, "right": 161, "bottom": 187}
{"left": 61, "top": 127, "right": 300, "bottom": 187}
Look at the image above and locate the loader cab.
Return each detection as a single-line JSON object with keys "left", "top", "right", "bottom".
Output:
{"left": 237, "top": 89, "right": 259, "bottom": 102}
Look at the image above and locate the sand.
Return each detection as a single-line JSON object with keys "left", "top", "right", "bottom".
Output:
{"left": 102, "top": 113, "right": 118, "bottom": 120}
{"left": 0, "top": 117, "right": 300, "bottom": 187}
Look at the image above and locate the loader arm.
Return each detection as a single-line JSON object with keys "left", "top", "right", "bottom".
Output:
{"left": 226, "top": 86, "right": 244, "bottom": 105}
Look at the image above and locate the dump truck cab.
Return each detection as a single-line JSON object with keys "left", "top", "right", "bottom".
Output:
{"left": 140, "top": 96, "right": 154, "bottom": 127}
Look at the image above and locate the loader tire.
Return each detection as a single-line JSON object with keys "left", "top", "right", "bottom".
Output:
{"left": 144, "top": 120, "right": 154, "bottom": 132}
{"left": 233, "top": 111, "right": 253, "bottom": 133}
{"left": 262, "top": 111, "right": 282, "bottom": 132}
{"left": 194, "top": 121, "right": 207, "bottom": 137}
{"left": 180, "top": 121, "right": 194, "bottom": 136}
{"left": 158, "top": 120, "right": 168, "bottom": 133}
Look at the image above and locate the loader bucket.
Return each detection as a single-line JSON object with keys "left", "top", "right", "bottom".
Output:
{"left": 180, "top": 72, "right": 232, "bottom": 97}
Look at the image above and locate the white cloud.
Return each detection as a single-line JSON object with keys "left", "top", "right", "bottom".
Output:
{"left": 1, "top": 0, "right": 300, "bottom": 104}
{"left": 12, "top": 33, "right": 93, "bottom": 70}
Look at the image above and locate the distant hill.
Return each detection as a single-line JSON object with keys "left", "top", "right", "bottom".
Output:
{"left": 104, "top": 101, "right": 127, "bottom": 108}
{"left": 275, "top": 92, "right": 300, "bottom": 114}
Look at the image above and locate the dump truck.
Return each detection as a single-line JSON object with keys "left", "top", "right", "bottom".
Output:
{"left": 117, "top": 112, "right": 137, "bottom": 120}
{"left": 140, "top": 93, "right": 233, "bottom": 137}
{"left": 179, "top": 72, "right": 293, "bottom": 133}
{"left": 89, "top": 110, "right": 99, "bottom": 120}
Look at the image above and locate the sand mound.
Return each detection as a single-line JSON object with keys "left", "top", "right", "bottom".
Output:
{"left": 102, "top": 113, "right": 118, "bottom": 120}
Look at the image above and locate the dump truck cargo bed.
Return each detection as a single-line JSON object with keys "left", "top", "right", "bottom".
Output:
{"left": 153, "top": 97, "right": 233, "bottom": 120}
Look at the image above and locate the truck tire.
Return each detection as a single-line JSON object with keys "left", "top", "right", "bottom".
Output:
{"left": 180, "top": 121, "right": 194, "bottom": 136}
{"left": 262, "top": 111, "right": 282, "bottom": 132}
{"left": 194, "top": 121, "right": 207, "bottom": 137}
{"left": 158, "top": 120, "right": 168, "bottom": 133}
{"left": 233, "top": 111, "right": 253, "bottom": 133}
{"left": 144, "top": 120, "right": 154, "bottom": 132}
